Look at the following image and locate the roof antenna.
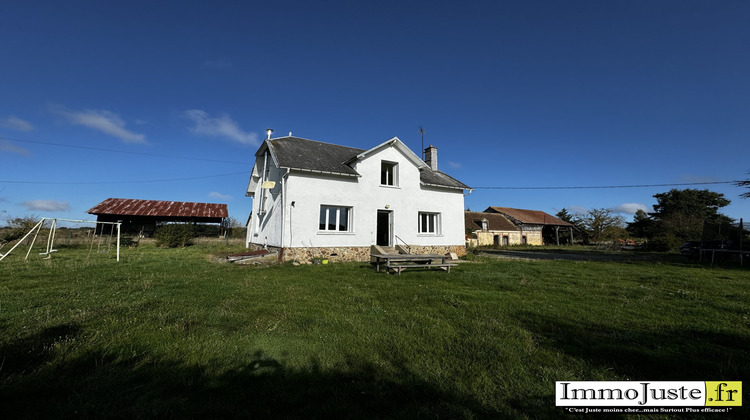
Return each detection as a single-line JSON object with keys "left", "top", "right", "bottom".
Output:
{"left": 419, "top": 125, "right": 425, "bottom": 160}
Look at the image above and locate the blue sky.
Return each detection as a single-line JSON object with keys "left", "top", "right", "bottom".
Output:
{"left": 1, "top": 0, "right": 749, "bottom": 226}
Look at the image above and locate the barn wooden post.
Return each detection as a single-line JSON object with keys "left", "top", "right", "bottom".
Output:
{"left": 555, "top": 226, "right": 560, "bottom": 245}
{"left": 569, "top": 227, "right": 574, "bottom": 245}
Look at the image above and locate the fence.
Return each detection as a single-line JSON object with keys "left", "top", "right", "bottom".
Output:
{"left": 699, "top": 218, "right": 747, "bottom": 265}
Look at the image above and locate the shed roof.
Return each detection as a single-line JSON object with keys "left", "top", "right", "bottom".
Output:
{"left": 484, "top": 207, "right": 573, "bottom": 227}
{"left": 261, "top": 136, "right": 470, "bottom": 190}
{"left": 87, "top": 198, "right": 228, "bottom": 219}
{"left": 464, "top": 211, "right": 519, "bottom": 231}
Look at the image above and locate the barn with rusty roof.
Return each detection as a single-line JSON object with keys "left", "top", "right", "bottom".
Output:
{"left": 484, "top": 207, "right": 575, "bottom": 245}
{"left": 87, "top": 198, "right": 228, "bottom": 236}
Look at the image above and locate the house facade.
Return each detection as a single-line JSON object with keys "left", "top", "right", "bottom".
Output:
{"left": 246, "top": 134, "right": 471, "bottom": 262}
{"left": 464, "top": 211, "right": 524, "bottom": 247}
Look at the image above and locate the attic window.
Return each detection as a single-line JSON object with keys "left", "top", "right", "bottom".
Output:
{"left": 380, "top": 161, "right": 398, "bottom": 186}
{"left": 481, "top": 219, "right": 488, "bottom": 230}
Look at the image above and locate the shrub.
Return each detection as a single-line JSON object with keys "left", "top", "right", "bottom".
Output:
{"left": 647, "top": 234, "right": 682, "bottom": 252}
{"left": 154, "top": 224, "right": 196, "bottom": 248}
{"left": 0, "top": 216, "right": 39, "bottom": 243}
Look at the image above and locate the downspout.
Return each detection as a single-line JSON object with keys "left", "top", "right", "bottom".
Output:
{"left": 279, "top": 169, "right": 290, "bottom": 261}
{"left": 260, "top": 150, "right": 269, "bottom": 214}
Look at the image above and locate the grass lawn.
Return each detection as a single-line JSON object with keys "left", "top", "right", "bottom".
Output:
{"left": 1, "top": 244, "right": 748, "bottom": 418}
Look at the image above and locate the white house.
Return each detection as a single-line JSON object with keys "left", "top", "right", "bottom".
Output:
{"left": 245, "top": 133, "right": 471, "bottom": 262}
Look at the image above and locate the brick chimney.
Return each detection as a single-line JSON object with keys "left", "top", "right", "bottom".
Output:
{"left": 424, "top": 145, "right": 438, "bottom": 170}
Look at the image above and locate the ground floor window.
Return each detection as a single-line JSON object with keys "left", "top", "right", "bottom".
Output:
{"left": 418, "top": 212, "right": 440, "bottom": 234}
{"left": 319, "top": 205, "right": 351, "bottom": 232}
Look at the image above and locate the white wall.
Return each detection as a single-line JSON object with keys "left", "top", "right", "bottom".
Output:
{"left": 246, "top": 153, "right": 286, "bottom": 247}
{"left": 279, "top": 144, "right": 466, "bottom": 248}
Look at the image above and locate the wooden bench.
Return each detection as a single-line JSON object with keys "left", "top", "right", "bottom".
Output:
{"left": 385, "top": 262, "right": 457, "bottom": 275}
{"left": 371, "top": 253, "right": 457, "bottom": 275}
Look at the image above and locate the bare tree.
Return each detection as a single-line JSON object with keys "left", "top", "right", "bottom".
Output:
{"left": 581, "top": 208, "right": 626, "bottom": 242}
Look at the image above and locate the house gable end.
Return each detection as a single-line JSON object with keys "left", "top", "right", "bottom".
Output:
{"left": 348, "top": 137, "right": 428, "bottom": 170}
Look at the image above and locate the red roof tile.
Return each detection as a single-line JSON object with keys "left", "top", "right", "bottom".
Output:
{"left": 464, "top": 211, "right": 519, "bottom": 231}
{"left": 485, "top": 207, "right": 573, "bottom": 227}
{"left": 87, "top": 198, "right": 228, "bottom": 219}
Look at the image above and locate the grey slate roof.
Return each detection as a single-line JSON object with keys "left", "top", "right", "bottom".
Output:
{"left": 264, "top": 137, "right": 364, "bottom": 176}
{"left": 420, "top": 169, "right": 471, "bottom": 190}
{"left": 263, "top": 136, "right": 470, "bottom": 190}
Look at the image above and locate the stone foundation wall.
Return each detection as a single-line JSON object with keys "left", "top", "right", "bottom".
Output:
{"left": 247, "top": 243, "right": 466, "bottom": 263}
{"left": 404, "top": 245, "right": 466, "bottom": 257}
{"left": 281, "top": 246, "right": 371, "bottom": 264}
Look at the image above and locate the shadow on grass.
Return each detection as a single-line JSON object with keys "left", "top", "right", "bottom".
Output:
{"left": 518, "top": 312, "right": 750, "bottom": 382}
{"left": 0, "top": 324, "right": 81, "bottom": 376}
{"left": 1, "top": 325, "right": 500, "bottom": 418}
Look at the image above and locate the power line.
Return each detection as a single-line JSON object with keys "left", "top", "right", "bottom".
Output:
{"left": 472, "top": 181, "right": 737, "bottom": 190}
{"left": 0, "top": 172, "right": 248, "bottom": 185}
{"left": 1, "top": 136, "right": 249, "bottom": 165}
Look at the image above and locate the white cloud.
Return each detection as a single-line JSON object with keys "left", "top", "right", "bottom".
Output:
{"left": 568, "top": 205, "right": 589, "bottom": 215}
{"left": 612, "top": 203, "right": 650, "bottom": 215}
{"left": 0, "top": 139, "right": 31, "bottom": 155}
{"left": 183, "top": 110, "right": 258, "bottom": 145}
{"left": 209, "top": 192, "right": 231, "bottom": 200}
{"left": 53, "top": 106, "right": 146, "bottom": 144}
{"left": 22, "top": 199, "right": 70, "bottom": 212}
{"left": 0, "top": 116, "right": 34, "bottom": 132}
{"left": 446, "top": 161, "right": 462, "bottom": 169}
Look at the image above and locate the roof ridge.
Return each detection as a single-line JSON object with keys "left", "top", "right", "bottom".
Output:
{"left": 270, "top": 136, "right": 366, "bottom": 152}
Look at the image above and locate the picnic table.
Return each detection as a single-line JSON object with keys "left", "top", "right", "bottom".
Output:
{"left": 370, "top": 253, "right": 457, "bottom": 275}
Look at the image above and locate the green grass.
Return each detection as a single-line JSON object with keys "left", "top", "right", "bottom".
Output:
{"left": 1, "top": 244, "right": 748, "bottom": 418}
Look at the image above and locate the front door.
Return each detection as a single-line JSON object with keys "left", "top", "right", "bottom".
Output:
{"left": 376, "top": 210, "right": 392, "bottom": 246}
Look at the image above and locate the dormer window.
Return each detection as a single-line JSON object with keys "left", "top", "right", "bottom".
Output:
{"left": 380, "top": 161, "right": 398, "bottom": 186}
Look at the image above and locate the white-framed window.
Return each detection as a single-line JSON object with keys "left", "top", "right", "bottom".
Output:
{"left": 380, "top": 161, "right": 398, "bottom": 186}
{"left": 418, "top": 212, "right": 441, "bottom": 234}
{"left": 319, "top": 205, "right": 352, "bottom": 232}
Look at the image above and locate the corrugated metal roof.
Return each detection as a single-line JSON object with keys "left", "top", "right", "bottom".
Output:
{"left": 485, "top": 207, "right": 573, "bottom": 227}
{"left": 87, "top": 198, "right": 228, "bottom": 218}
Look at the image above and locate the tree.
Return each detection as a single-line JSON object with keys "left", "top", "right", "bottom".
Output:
{"left": 738, "top": 174, "right": 750, "bottom": 198}
{"left": 555, "top": 208, "right": 573, "bottom": 223}
{"left": 650, "top": 189, "right": 732, "bottom": 242}
{"left": 627, "top": 209, "right": 655, "bottom": 238}
{"left": 580, "top": 208, "right": 626, "bottom": 242}
{"left": 225, "top": 216, "right": 247, "bottom": 239}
